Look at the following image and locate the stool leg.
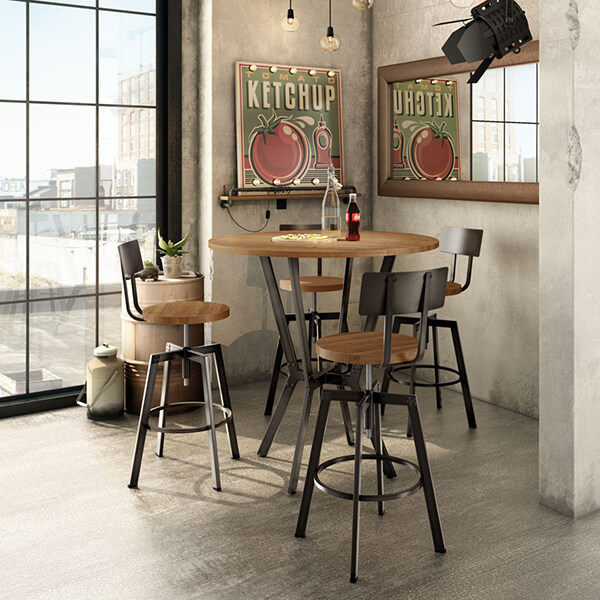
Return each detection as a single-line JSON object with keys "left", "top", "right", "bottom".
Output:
{"left": 212, "top": 345, "right": 240, "bottom": 459}
{"left": 350, "top": 403, "right": 365, "bottom": 583}
{"left": 295, "top": 393, "right": 331, "bottom": 538}
{"left": 374, "top": 401, "right": 385, "bottom": 516}
{"left": 407, "top": 364, "right": 416, "bottom": 438}
{"left": 339, "top": 395, "right": 355, "bottom": 446}
{"left": 128, "top": 356, "right": 160, "bottom": 488}
{"left": 407, "top": 398, "right": 446, "bottom": 554}
{"left": 314, "top": 311, "right": 322, "bottom": 371}
{"left": 450, "top": 322, "right": 477, "bottom": 429}
{"left": 265, "top": 340, "right": 283, "bottom": 416}
{"left": 155, "top": 346, "right": 172, "bottom": 457}
{"left": 201, "top": 355, "right": 221, "bottom": 491}
{"left": 432, "top": 324, "right": 443, "bottom": 410}
{"left": 380, "top": 319, "right": 402, "bottom": 417}
{"left": 288, "top": 385, "right": 314, "bottom": 494}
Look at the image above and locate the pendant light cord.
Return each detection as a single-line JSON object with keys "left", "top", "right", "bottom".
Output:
{"left": 329, "top": 0, "right": 332, "bottom": 28}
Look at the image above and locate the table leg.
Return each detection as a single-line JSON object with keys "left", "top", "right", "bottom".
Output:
{"left": 287, "top": 258, "right": 314, "bottom": 493}
{"left": 258, "top": 257, "right": 303, "bottom": 457}
{"left": 339, "top": 257, "right": 354, "bottom": 334}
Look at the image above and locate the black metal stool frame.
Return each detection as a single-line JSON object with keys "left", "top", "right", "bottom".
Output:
{"left": 118, "top": 240, "right": 240, "bottom": 491}
{"left": 128, "top": 333, "right": 240, "bottom": 491}
{"left": 295, "top": 268, "right": 448, "bottom": 583}
{"left": 382, "top": 314, "right": 477, "bottom": 432}
{"left": 380, "top": 226, "right": 483, "bottom": 431}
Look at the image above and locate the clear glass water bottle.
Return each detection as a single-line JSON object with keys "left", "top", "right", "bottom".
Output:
{"left": 321, "top": 166, "right": 341, "bottom": 236}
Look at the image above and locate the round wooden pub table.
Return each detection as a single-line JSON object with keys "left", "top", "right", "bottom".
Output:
{"left": 208, "top": 230, "right": 439, "bottom": 493}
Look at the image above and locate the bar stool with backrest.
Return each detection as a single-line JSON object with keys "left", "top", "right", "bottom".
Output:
{"left": 382, "top": 226, "right": 482, "bottom": 431}
{"left": 119, "top": 240, "right": 240, "bottom": 491}
{"left": 295, "top": 267, "right": 448, "bottom": 583}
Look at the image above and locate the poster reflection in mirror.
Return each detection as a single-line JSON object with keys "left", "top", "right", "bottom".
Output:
{"left": 392, "top": 78, "right": 461, "bottom": 181}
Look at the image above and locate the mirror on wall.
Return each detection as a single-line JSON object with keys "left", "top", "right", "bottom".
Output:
{"left": 378, "top": 41, "right": 539, "bottom": 204}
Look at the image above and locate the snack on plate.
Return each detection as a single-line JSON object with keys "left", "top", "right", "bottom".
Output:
{"left": 278, "top": 233, "right": 330, "bottom": 241}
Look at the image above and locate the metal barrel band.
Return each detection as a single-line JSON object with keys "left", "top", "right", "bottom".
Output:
{"left": 146, "top": 402, "right": 232, "bottom": 435}
{"left": 390, "top": 364, "right": 461, "bottom": 388}
{"left": 313, "top": 454, "right": 422, "bottom": 502}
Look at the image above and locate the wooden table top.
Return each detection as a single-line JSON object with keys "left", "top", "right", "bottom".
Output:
{"left": 208, "top": 230, "right": 439, "bottom": 258}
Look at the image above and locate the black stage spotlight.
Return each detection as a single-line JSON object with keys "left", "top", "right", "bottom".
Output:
{"left": 436, "top": 0, "right": 532, "bottom": 84}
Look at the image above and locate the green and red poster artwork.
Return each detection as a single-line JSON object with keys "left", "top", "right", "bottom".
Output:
{"left": 392, "top": 78, "right": 461, "bottom": 181}
{"left": 235, "top": 62, "right": 344, "bottom": 189}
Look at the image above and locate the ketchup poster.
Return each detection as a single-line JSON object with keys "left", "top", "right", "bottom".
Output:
{"left": 235, "top": 62, "right": 344, "bottom": 189}
{"left": 392, "top": 78, "right": 461, "bottom": 181}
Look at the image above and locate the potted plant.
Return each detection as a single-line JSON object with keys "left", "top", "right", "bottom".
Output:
{"left": 137, "top": 259, "right": 159, "bottom": 282}
{"left": 158, "top": 231, "right": 189, "bottom": 278}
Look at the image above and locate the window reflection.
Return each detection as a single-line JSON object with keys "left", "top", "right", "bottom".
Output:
{"left": 471, "top": 63, "right": 538, "bottom": 183}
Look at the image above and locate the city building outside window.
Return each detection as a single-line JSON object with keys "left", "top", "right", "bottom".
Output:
{"left": 0, "top": 0, "right": 162, "bottom": 406}
{"left": 471, "top": 63, "right": 539, "bottom": 183}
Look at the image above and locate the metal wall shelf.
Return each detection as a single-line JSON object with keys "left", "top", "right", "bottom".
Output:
{"left": 219, "top": 185, "right": 359, "bottom": 208}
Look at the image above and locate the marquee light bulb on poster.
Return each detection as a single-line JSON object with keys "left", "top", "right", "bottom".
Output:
{"left": 281, "top": 0, "right": 300, "bottom": 32}
{"left": 352, "top": 0, "right": 374, "bottom": 9}
{"left": 320, "top": 0, "right": 341, "bottom": 52}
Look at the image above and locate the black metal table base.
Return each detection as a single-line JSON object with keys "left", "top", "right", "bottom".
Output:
{"left": 258, "top": 255, "right": 400, "bottom": 494}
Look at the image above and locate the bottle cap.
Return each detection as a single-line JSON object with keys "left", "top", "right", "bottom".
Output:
{"left": 349, "top": 193, "right": 357, "bottom": 202}
{"left": 94, "top": 343, "right": 118, "bottom": 358}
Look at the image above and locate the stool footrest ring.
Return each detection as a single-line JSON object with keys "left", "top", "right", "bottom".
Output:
{"left": 314, "top": 454, "right": 422, "bottom": 502}
{"left": 147, "top": 402, "right": 232, "bottom": 435}
{"left": 391, "top": 364, "right": 461, "bottom": 388}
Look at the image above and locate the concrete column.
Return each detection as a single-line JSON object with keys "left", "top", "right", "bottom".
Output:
{"left": 539, "top": 0, "right": 600, "bottom": 517}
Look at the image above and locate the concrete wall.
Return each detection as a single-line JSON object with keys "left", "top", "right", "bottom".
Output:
{"left": 371, "top": 0, "right": 540, "bottom": 417}
{"left": 190, "top": 0, "right": 374, "bottom": 385}
{"left": 182, "top": 0, "right": 542, "bottom": 416}
{"left": 539, "top": 0, "right": 600, "bottom": 517}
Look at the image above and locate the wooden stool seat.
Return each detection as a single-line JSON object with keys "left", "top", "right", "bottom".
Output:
{"left": 143, "top": 300, "right": 230, "bottom": 325}
{"left": 279, "top": 275, "right": 344, "bottom": 294}
{"left": 445, "top": 281, "right": 462, "bottom": 297}
{"left": 316, "top": 332, "right": 418, "bottom": 366}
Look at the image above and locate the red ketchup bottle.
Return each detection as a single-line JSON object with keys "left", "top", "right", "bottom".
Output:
{"left": 345, "top": 193, "right": 360, "bottom": 241}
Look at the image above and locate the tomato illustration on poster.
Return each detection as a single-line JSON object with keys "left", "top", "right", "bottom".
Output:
{"left": 392, "top": 78, "right": 461, "bottom": 181}
{"left": 235, "top": 62, "right": 344, "bottom": 189}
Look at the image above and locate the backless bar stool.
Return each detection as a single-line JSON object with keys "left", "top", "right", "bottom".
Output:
{"left": 382, "top": 226, "right": 482, "bottom": 431}
{"left": 119, "top": 240, "right": 240, "bottom": 491}
{"left": 266, "top": 223, "right": 355, "bottom": 447}
{"left": 295, "top": 267, "right": 448, "bottom": 582}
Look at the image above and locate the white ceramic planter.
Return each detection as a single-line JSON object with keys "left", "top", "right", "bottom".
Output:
{"left": 161, "top": 255, "right": 183, "bottom": 278}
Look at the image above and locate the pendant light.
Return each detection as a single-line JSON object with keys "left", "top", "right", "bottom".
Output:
{"left": 281, "top": 0, "right": 300, "bottom": 32}
{"left": 320, "top": 0, "right": 341, "bottom": 52}
{"left": 352, "top": 0, "right": 374, "bottom": 9}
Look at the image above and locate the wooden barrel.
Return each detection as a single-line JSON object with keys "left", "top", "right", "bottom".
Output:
{"left": 121, "top": 274, "right": 205, "bottom": 414}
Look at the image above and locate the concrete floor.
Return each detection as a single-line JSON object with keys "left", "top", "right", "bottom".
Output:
{"left": 2, "top": 378, "right": 600, "bottom": 599}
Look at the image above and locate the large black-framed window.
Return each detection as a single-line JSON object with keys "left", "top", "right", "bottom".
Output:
{"left": 470, "top": 63, "right": 539, "bottom": 183}
{"left": 0, "top": 0, "right": 181, "bottom": 416}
